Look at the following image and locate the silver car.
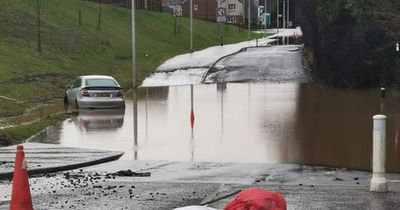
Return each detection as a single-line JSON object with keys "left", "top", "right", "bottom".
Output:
{"left": 64, "top": 75, "right": 125, "bottom": 109}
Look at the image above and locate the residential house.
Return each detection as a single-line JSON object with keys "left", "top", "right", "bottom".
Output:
{"left": 161, "top": 0, "right": 183, "bottom": 16}
{"left": 219, "top": 0, "right": 244, "bottom": 25}
{"left": 181, "top": 0, "right": 218, "bottom": 22}
{"left": 161, "top": 0, "right": 264, "bottom": 26}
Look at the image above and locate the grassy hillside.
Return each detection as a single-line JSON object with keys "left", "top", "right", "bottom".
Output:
{"left": 0, "top": 0, "right": 256, "bottom": 117}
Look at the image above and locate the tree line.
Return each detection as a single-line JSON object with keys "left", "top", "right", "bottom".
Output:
{"left": 295, "top": 0, "right": 400, "bottom": 88}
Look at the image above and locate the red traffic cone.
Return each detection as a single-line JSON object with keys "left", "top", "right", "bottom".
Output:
{"left": 10, "top": 145, "right": 33, "bottom": 210}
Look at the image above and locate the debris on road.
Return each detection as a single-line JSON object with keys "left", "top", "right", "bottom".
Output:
{"left": 109, "top": 170, "right": 151, "bottom": 177}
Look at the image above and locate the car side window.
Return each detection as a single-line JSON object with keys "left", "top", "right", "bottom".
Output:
{"left": 72, "top": 79, "right": 81, "bottom": 88}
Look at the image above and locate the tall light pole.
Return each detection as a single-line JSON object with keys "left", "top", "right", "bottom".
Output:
{"left": 264, "top": 0, "right": 267, "bottom": 37}
{"left": 287, "top": 0, "right": 289, "bottom": 28}
{"left": 397, "top": 43, "right": 399, "bottom": 83}
{"left": 276, "top": 0, "right": 279, "bottom": 45}
{"left": 190, "top": 0, "right": 193, "bottom": 52}
{"left": 248, "top": 0, "right": 251, "bottom": 40}
{"left": 131, "top": 0, "right": 138, "bottom": 152}
{"left": 287, "top": 0, "right": 289, "bottom": 44}
{"left": 283, "top": 0, "right": 285, "bottom": 29}
{"left": 283, "top": 0, "right": 286, "bottom": 45}
{"left": 131, "top": 0, "right": 136, "bottom": 88}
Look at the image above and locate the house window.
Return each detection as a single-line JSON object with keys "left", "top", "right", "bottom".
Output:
{"left": 227, "top": 16, "right": 236, "bottom": 23}
{"left": 194, "top": 4, "right": 198, "bottom": 11}
{"left": 228, "top": 4, "right": 236, "bottom": 11}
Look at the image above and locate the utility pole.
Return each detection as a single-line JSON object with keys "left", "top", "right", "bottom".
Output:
{"left": 283, "top": 0, "right": 285, "bottom": 29}
{"left": 248, "top": 0, "right": 251, "bottom": 40}
{"left": 190, "top": 0, "right": 193, "bottom": 52}
{"left": 287, "top": 0, "right": 289, "bottom": 28}
{"left": 131, "top": 0, "right": 137, "bottom": 84}
{"left": 397, "top": 43, "right": 399, "bottom": 83}
{"left": 287, "top": 0, "right": 289, "bottom": 45}
{"left": 131, "top": 0, "right": 138, "bottom": 147}
{"left": 276, "top": 0, "right": 279, "bottom": 45}
{"left": 264, "top": 0, "right": 267, "bottom": 37}
{"left": 283, "top": 0, "right": 286, "bottom": 45}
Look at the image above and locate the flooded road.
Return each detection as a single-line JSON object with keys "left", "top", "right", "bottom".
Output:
{"left": 205, "top": 46, "right": 309, "bottom": 83}
{"left": 30, "top": 83, "right": 400, "bottom": 172}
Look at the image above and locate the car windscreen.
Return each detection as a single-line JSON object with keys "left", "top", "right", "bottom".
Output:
{"left": 85, "top": 79, "right": 118, "bottom": 87}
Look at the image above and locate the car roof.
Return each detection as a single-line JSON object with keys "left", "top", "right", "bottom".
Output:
{"left": 80, "top": 75, "right": 116, "bottom": 80}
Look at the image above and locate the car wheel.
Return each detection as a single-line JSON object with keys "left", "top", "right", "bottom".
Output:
{"left": 75, "top": 99, "right": 79, "bottom": 109}
{"left": 63, "top": 95, "right": 69, "bottom": 104}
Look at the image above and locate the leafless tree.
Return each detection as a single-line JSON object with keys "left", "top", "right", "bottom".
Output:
{"left": 35, "top": 0, "right": 42, "bottom": 53}
{"left": 97, "top": 1, "right": 103, "bottom": 31}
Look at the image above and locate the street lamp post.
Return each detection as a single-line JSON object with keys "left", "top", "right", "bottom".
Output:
{"left": 287, "top": 0, "right": 289, "bottom": 44}
{"left": 283, "top": 0, "right": 286, "bottom": 45}
{"left": 131, "top": 0, "right": 138, "bottom": 152}
{"left": 190, "top": 0, "right": 193, "bottom": 52}
{"left": 287, "top": 0, "right": 289, "bottom": 28}
{"left": 264, "top": 0, "right": 267, "bottom": 37}
{"left": 248, "top": 0, "right": 251, "bottom": 40}
{"left": 131, "top": 0, "right": 136, "bottom": 88}
{"left": 397, "top": 43, "right": 399, "bottom": 83}
{"left": 283, "top": 0, "right": 285, "bottom": 29}
{"left": 276, "top": 0, "right": 279, "bottom": 45}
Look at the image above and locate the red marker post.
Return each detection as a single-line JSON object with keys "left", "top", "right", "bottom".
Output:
{"left": 190, "top": 85, "right": 195, "bottom": 131}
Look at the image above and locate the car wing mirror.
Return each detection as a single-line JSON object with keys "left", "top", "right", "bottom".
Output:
{"left": 66, "top": 85, "right": 72, "bottom": 89}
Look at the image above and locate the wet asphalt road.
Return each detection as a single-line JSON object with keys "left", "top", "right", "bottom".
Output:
{"left": 205, "top": 45, "right": 309, "bottom": 83}
{"left": 2, "top": 161, "right": 400, "bottom": 209}
{"left": 0, "top": 175, "right": 217, "bottom": 210}
{"left": 0, "top": 161, "right": 264, "bottom": 210}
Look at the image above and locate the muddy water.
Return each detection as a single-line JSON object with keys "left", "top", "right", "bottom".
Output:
{"left": 29, "top": 83, "right": 400, "bottom": 172}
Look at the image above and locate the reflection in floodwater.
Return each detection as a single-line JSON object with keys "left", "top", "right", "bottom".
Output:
{"left": 217, "top": 83, "right": 226, "bottom": 138}
{"left": 190, "top": 85, "right": 195, "bottom": 161}
{"left": 133, "top": 89, "right": 138, "bottom": 160}
{"left": 70, "top": 109, "right": 125, "bottom": 132}
{"left": 288, "top": 84, "right": 400, "bottom": 172}
{"left": 30, "top": 83, "right": 400, "bottom": 172}
{"left": 28, "top": 124, "right": 63, "bottom": 144}
{"left": 29, "top": 107, "right": 124, "bottom": 143}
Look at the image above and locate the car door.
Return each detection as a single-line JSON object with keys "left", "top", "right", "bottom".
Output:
{"left": 67, "top": 78, "right": 82, "bottom": 102}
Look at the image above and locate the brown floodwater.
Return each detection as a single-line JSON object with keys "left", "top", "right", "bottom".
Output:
{"left": 29, "top": 83, "right": 400, "bottom": 172}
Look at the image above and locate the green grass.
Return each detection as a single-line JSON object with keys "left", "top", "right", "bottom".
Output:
{"left": 0, "top": 113, "right": 66, "bottom": 145}
{"left": 0, "top": 0, "right": 258, "bottom": 118}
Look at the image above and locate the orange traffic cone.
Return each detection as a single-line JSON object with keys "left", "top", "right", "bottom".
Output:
{"left": 10, "top": 145, "right": 33, "bottom": 210}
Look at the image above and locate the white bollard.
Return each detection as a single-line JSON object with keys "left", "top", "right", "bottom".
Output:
{"left": 370, "top": 115, "right": 388, "bottom": 192}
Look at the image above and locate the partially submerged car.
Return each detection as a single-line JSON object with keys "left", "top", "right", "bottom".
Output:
{"left": 64, "top": 75, "right": 125, "bottom": 109}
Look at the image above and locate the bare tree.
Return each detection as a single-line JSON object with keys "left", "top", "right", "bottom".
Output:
{"left": 97, "top": 1, "right": 103, "bottom": 31}
{"left": 35, "top": 0, "right": 42, "bottom": 53}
